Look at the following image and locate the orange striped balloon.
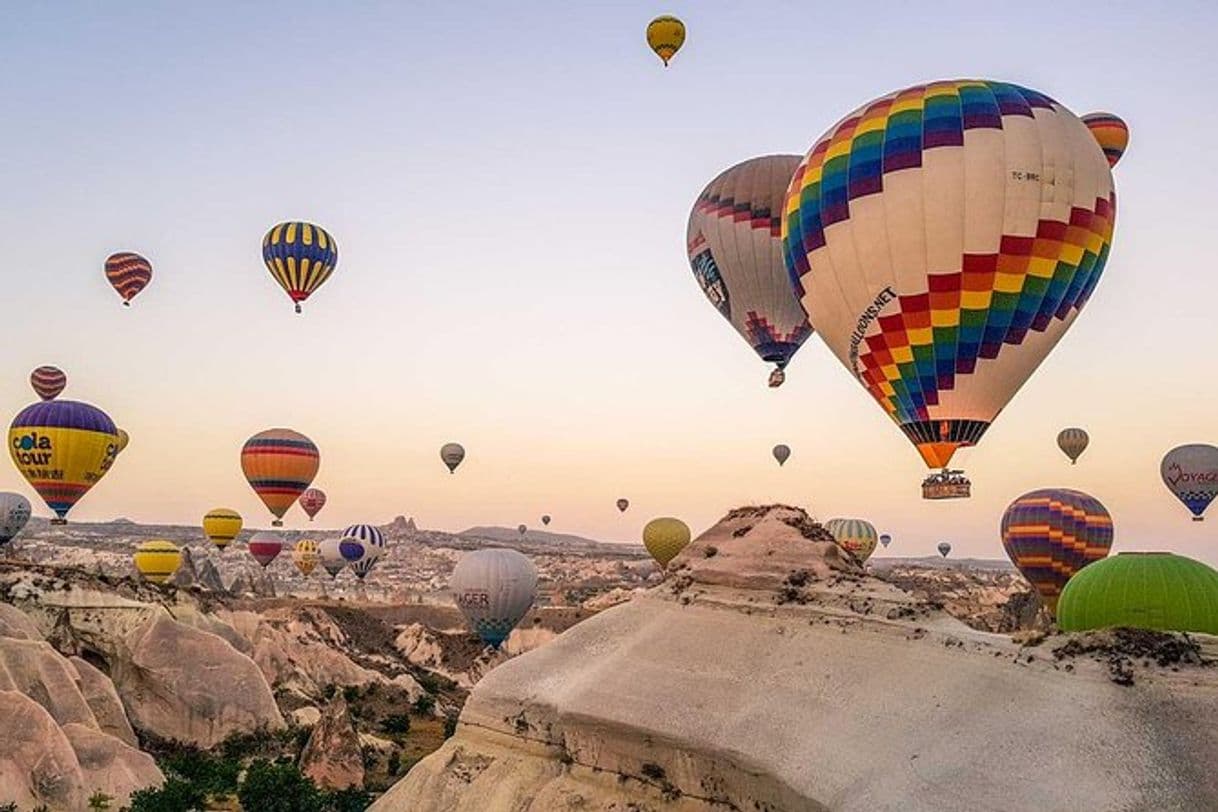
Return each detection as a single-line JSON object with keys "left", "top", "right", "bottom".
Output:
{"left": 240, "top": 429, "right": 320, "bottom": 526}
{"left": 104, "top": 252, "right": 153, "bottom": 306}
{"left": 29, "top": 366, "right": 67, "bottom": 401}
{"left": 1081, "top": 112, "right": 1129, "bottom": 168}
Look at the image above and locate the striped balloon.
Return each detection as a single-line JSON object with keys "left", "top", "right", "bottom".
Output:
{"left": 8, "top": 400, "right": 119, "bottom": 522}
{"left": 104, "top": 252, "right": 153, "bottom": 306}
{"left": 824, "top": 518, "right": 879, "bottom": 562}
{"left": 29, "top": 366, "right": 67, "bottom": 401}
{"left": 133, "top": 540, "right": 182, "bottom": 584}
{"left": 440, "top": 443, "right": 465, "bottom": 474}
{"left": 202, "top": 508, "right": 243, "bottom": 550}
{"left": 1056, "top": 427, "right": 1089, "bottom": 464}
{"left": 293, "top": 539, "right": 320, "bottom": 577}
{"left": 299, "top": 488, "right": 326, "bottom": 521}
{"left": 262, "top": 221, "right": 338, "bottom": 313}
{"left": 1000, "top": 488, "right": 1113, "bottom": 611}
{"left": 248, "top": 531, "right": 284, "bottom": 569}
{"left": 240, "top": 429, "right": 320, "bottom": 526}
{"left": 1081, "top": 113, "right": 1129, "bottom": 168}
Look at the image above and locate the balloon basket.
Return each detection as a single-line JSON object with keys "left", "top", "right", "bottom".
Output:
{"left": 50, "top": 518, "right": 67, "bottom": 526}
{"left": 922, "top": 469, "right": 971, "bottom": 500}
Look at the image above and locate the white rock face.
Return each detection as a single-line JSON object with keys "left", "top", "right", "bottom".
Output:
{"left": 68, "top": 656, "right": 137, "bottom": 746}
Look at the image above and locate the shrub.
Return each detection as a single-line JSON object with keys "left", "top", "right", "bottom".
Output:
{"left": 387, "top": 751, "right": 402, "bottom": 776}
{"left": 159, "top": 747, "right": 241, "bottom": 795}
{"left": 342, "top": 685, "right": 361, "bottom": 703}
{"left": 443, "top": 714, "right": 459, "bottom": 739}
{"left": 126, "top": 778, "right": 207, "bottom": 812}
{"left": 237, "top": 760, "right": 325, "bottom": 812}
{"left": 0, "top": 803, "right": 18, "bottom": 812}
{"left": 379, "top": 713, "right": 411, "bottom": 735}
{"left": 324, "top": 787, "right": 372, "bottom": 812}
{"left": 88, "top": 791, "right": 114, "bottom": 810}
{"left": 411, "top": 694, "right": 436, "bottom": 716}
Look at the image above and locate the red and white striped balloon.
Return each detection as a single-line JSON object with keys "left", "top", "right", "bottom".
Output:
{"left": 29, "top": 366, "right": 67, "bottom": 401}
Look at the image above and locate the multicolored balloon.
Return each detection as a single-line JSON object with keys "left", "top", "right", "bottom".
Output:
{"left": 1057, "top": 428, "right": 1089, "bottom": 464}
{"left": 824, "top": 518, "right": 878, "bottom": 562}
{"left": 262, "top": 222, "right": 338, "bottom": 313}
{"left": 293, "top": 539, "right": 320, "bottom": 577}
{"left": 616, "top": 498, "right": 629, "bottom": 513}
{"left": 338, "top": 535, "right": 366, "bottom": 564}
{"left": 688, "top": 156, "right": 813, "bottom": 386}
{"left": 248, "top": 531, "right": 284, "bottom": 569}
{"left": 104, "top": 252, "right": 153, "bottom": 306}
{"left": 879, "top": 533, "right": 892, "bottom": 549}
{"left": 937, "top": 542, "right": 952, "bottom": 559}
{"left": 0, "top": 493, "right": 32, "bottom": 546}
{"left": 318, "top": 537, "right": 348, "bottom": 578}
{"left": 240, "top": 429, "right": 320, "bottom": 527}
{"left": 299, "top": 488, "right": 326, "bottom": 521}
{"left": 440, "top": 443, "right": 465, "bottom": 474}
{"left": 29, "top": 367, "right": 66, "bottom": 401}
{"left": 1001, "top": 488, "right": 1113, "bottom": 610}
{"left": 1081, "top": 113, "right": 1129, "bottom": 168}
{"left": 645, "top": 15, "right": 685, "bottom": 66}
{"left": 1161, "top": 444, "right": 1218, "bottom": 521}
{"left": 450, "top": 548, "right": 538, "bottom": 648}
{"left": 8, "top": 400, "right": 119, "bottom": 523}
{"left": 783, "top": 81, "right": 1119, "bottom": 472}
{"left": 642, "top": 517, "right": 691, "bottom": 567}
{"left": 133, "top": 540, "right": 181, "bottom": 584}
{"left": 772, "top": 444, "right": 791, "bottom": 466}
{"left": 202, "top": 508, "right": 243, "bottom": 551}
{"left": 340, "top": 525, "right": 385, "bottom": 577}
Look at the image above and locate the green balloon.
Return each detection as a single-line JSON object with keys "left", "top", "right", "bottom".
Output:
{"left": 1058, "top": 553, "right": 1218, "bottom": 635}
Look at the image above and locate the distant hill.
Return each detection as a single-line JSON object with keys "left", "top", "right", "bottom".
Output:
{"left": 458, "top": 526, "right": 639, "bottom": 555}
{"left": 870, "top": 556, "right": 1014, "bottom": 572}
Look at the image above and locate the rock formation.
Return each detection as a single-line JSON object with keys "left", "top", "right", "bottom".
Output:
{"left": 68, "top": 656, "right": 137, "bottom": 746}
{"left": 299, "top": 694, "right": 364, "bottom": 790}
{"left": 168, "top": 546, "right": 199, "bottom": 589}
{"left": 373, "top": 505, "right": 1218, "bottom": 811}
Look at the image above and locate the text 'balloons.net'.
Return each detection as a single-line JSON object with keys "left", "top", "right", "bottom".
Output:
{"left": 240, "top": 429, "right": 320, "bottom": 526}
{"left": 450, "top": 548, "right": 538, "bottom": 648}
{"left": 783, "top": 81, "right": 1122, "bottom": 472}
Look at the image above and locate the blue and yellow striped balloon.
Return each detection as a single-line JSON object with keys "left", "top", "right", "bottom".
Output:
{"left": 262, "top": 221, "right": 338, "bottom": 313}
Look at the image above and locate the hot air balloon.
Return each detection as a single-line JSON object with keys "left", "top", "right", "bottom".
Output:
{"left": 299, "top": 488, "right": 326, "bottom": 521}
{"left": 517, "top": 524, "right": 527, "bottom": 536}
{"left": 262, "top": 222, "right": 338, "bottom": 313}
{"left": 1058, "top": 553, "right": 1218, "bottom": 634}
{"left": 0, "top": 493, "right": 32, "bottom": 546}
{"left": 341, "top": 524, "right": 385, "bottom": 564}
{"left": 248, "top": 531, "right": 284, "bottom": 569}
{"left": 133, "top": 540, "right": 181, "bottom": 584}
{"left": 783, "top": 81, "right": 1119, "bottom": 492}
{"left": 351, "top": 554, "right": 380, "bottom": 581}
{"left": 115, "top": 429, "right": 130, "bottom": 455}
{"left": 879, "top": 533, "right": 892, "bottom": 549}
{"left": 541, "top": 515, "right": 551, "bottom": 526}
{"left": 30, "top": 367, "right": 66, "bottom": 401}
{"left": 1081, "top": 113, "right": 1129, "bottom": 168}
{"left": 104, "top": 252, "right": 153, "bottom": 306}
{"left": 688, "top": 156, "right": 813, "bottom": 387}
{"left": 1057, "top": 428, "right": 1089, "bottom": 464}
{"left": 772, "top": 444, "right": 791, "bottom": 466}
{"left": 440, "top": 443, "right": 465, "bottom": 474}
{"left": 616, "top": 498, "right": 629, "bottom": 513}
{"left": 9, "top": 400, "right": 119, "bottom": 524}
{"left": 824, "top": 519, "right": 879, "bottom": 562}
{"left": 338, "top": 535, "right": 367, "bottom": 564}
{"left": 450, "top": 549, "right": 538, "bottom": 648}
{"left": 318, "top": 537, "right": 348, "bottom": 578}
{"left": 1001, "top": 488, "right": 1112, "bottom": 612}
{"left": 203, "top": 509, "right": 243, "bottom": 551}
{"left": 293, "top": 539, "right": 320, "bottom": 577}
{"left": 240, "top": 429, "right": 320, "bottom": 527}
{"left": 1161, "top": 444, "right": 1218, "bottom": 521}
{"left": 937, "top": 542, "right": 952, "bottom": 559}
{"left": 645, "top": 15, "right": 685, "bottom": 66}
{"left": 642, "top": 517, "right": 691, "bottom": 567}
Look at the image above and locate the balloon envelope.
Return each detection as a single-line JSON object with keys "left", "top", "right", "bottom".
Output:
{"left": 1161, "top": 444, "right": 1218, "bottom": 521}
{"left": 240, "top": 429, "right": 320, "bottom": 525}
{"left": 30, "top": 367, "right": 66, "bottom": 401}
{"left": 616, "top": 499, "right": 629, "bottom": 513}
{"left": 318, "top": 537, "right": 348, "bottom": 577}
{"left": 879, "top": 533, "right": 892, "bottom": 548}
{"left": 115, "top": 429, "right": 130, "bottom": 454}
{"left": 293, "top": 539, "right": 320, "bottom": 577}
{"left": 541, "top": 515, "right": 551, "bottom": 526}
{"left": 1058, "top": 553, "right": 1218, "bottom": 634}
{"left": 104, "top": 252, "right": 152, "bottom": 305}
{"left": 440, "top": 443, "right": 465, "bottom": 473}
{"left": 783, "top": 81, "right": 1117, "bottom": 470}
{"left": 299, "top": 488, "right": 326, "bottom": 520}
{"left": 645, "top": 15, "right": 685, "bottom": 65}
{"left": 937, "top": 542, "right": 952, "bottom": 558}
{"left": 450, "top": 549, "right": 538, "bottom": 648}
{"left": 341, "top": 525, "right": 385, "bottom": 563}
{"left": 8, "top": 400, "right": 119, "bottom": 521}
{"left": 133, "top": 540, "right": 181, "bottom": 584}
{"left": 688, "top": 156, "right": 813, "bottom": 385}
{"left": 772, "top": 444, "right": 791, "bottom": 466}
{"left": 1081, "top": 113, "right": 1129, "bottom": 168}
{"left": 825, "top": 518, "right": 878, "bottom": 562}
{"left": 0, "top": 493, "right": 32, "bottom": 545}
{"left": 248, "top": 531, "right": 284, "bottom": 569}
{"left": 1057, "top": 428, "right": 1088, "bottom": 464}
{"left": 642, "top": 517, "right": 691, "bottom": 567}
{"left": 1001, "top": 488, "right": 1113, "bottom": 610}
{"left": 203, "top": 508, "right": 242, "bottom": 550}
{"left": 262, "top": 222, "right": 338, "bottom": 313}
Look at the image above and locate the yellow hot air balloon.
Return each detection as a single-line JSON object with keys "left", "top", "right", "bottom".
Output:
{"left": 643, "top": 517, "right": 691, "bottom": 567}
{"left": 203, "top": 508, "right": 243, "bottom": 551}
{"left": 293, "top": 539, "right": 320, "bottom": 577}
{"left": 133, "top": 540, "right": 182, "bottom": 584}
{"left": 646, "top": 15, "right": 685, "bottom": 66}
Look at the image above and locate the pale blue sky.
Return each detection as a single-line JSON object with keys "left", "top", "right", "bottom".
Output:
{"left": 3, "top": 2, "right": 1218, "bottom": 562}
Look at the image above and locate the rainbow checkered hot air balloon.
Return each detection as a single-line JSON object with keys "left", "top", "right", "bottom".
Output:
{"left": 240, "top": 429, "right": 320, "bottom": 526}
{"left": 8, "top": 400, "right": 120, "bottom": 524}
{"left": 262, "top": 221, "right": 338, "bottom": 313}
{"left": 783, "top": 81, "right": 1121, "bottom": 482}
{"left": 104, "top": 252, "right": 152, "bottom": 306}
{"left": 1001, "top": 488, "right": 1113, "bottom": 612}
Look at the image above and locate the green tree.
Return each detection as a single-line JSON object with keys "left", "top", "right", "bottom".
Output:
{"left": 379, "top": 713, "right": 411, "bottom": 735}
{"left": 237, "top": 759, "right": 325, "bottom": 812}
{"left": 411, "top": 694, "right": 436, "bottom": 716}
{"left": 323, "top": 787, "right": 372, "bottom": 812}
{"left": 88, "top": 790, "right": 114, "bottom": 810}
{"left": 126, "top": 778, "right": 207, "bottom": 812}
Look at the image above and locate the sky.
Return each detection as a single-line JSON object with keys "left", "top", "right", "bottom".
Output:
{"left": 2, "top": 1, "right": 1217, "bottom": 563}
